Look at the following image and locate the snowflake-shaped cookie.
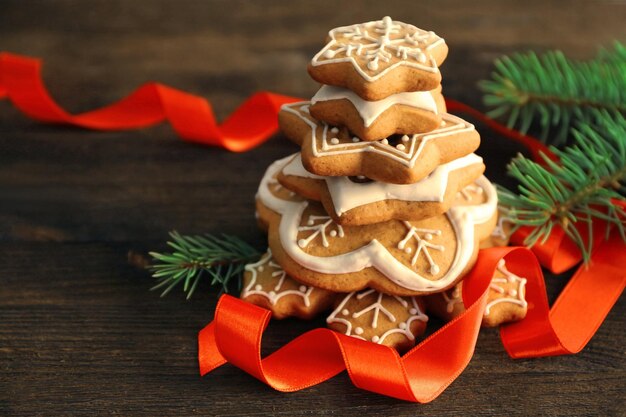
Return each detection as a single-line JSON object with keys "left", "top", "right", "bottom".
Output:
{"left": 309, "top": 17, "right": 448, "bottom": 100}
{"left": 241, "top": 250, "right": 335, "bottom": 319}
{"left": 327, "top": 288, "right": 429, "bottom": 351}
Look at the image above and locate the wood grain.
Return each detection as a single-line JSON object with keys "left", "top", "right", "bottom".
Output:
{"left": 0, "top": 1, "right": 624, "bottom": 415}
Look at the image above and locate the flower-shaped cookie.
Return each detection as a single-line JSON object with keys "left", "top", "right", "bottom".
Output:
{"left": 327, "top": 289, "right": 429, "bottom": 351}
{"left": 256, "top": 156, "right": 498, "bottom": 296}
{"left": 241, "top": 250, "right": 335, "bottom": 319}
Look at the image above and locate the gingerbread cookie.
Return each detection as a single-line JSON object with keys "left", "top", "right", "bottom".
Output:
{"left": 256, "top": 156, "right": 498, "bottom": 296}
{"left": 425, "top": 258, "right": 528, "bottom": 327}
{"left": 309, "top": 85, "right": 446, "bottom": 141}
{"left": 327, "top": 289, "right": 428, "bottom": 351}
{"left": 277, "top": 152, "right": 485, "bottom": 226}
{"left": 278, "top": 102, "right": 480, "bottom": 184}
{"left": 255, "top": 172, "right": 301, "bottom": 232}
{"left": 308, "top": 17, "right": 448, "bottom": 100}
{"left": 241, "top": 250, "right": 335, "bottom": 319}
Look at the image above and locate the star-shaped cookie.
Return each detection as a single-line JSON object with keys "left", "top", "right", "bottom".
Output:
{"left": 279, "top": 101, "right": 480, "bottom": 184}
{"left": 277, "top": 152, "right": 485, "bottom": 226}
{"left": 308, "top": 16, "right": 448, "bottom": 100}
{"left": 309, "top": 85, "right": 446, "bottom": 141}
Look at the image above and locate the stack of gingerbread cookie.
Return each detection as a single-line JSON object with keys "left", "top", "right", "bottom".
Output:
{"left": 241, "top": 17, "right": 527, "bottom": 351}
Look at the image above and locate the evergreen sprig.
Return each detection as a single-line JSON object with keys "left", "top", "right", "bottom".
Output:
{"left": 480, "top": 42, "right": 626, "bottom": 145}
{"left": 498, "top": 110, "right": 626, "bottom": 261}
{"left": 149, "top": 231, "right": 261, "bottom": 299}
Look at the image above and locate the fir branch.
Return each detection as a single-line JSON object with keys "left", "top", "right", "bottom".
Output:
{"left": 149, "top": 231, "right": 261, "bottom": 299}
{"left": 497, "top": 110, "right": 626, "bottom": 261}
{"left": 480, "top": 42, "right": 626, "bottom": 145}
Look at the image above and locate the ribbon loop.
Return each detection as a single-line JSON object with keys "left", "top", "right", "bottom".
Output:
{"left": 501, "top": 232, "right": 626, "bottom": 358}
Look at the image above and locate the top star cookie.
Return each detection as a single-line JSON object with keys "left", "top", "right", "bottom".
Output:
{"left": 308, "top": 16, "right": 448, "bottom": 100}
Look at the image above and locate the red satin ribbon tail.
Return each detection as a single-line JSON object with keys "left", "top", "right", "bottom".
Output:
{"left": 501, "top": 232, "right": 626, "bottom": 358}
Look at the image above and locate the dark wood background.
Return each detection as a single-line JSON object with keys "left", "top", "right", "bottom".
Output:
{"left": 1, "top": 1, "right": 624, "bottom": 415}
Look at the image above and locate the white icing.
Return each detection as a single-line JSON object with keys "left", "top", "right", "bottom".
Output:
{"left": 457, "top": 184, "right": 483, "bottom": 202}
{"left": 442, "top": 286, "right": 463, "bottom": 313}
{"left": 327, "top": 289, "right": 428, "bottom": 344}
{"left": 297, "top": 214, "right": 345, "bottom": 248}
{"left": 437, "top": 259, "right": 527, "bottom": 319}
{"left": 492, "top": 206, "right": 513, "bottom": 240}
{"left": 258, "top": 157, "right": 498, "bottom": 293}
{"left": 280, "top": 102, "right": 475, "bottom": 169}
{"left": 311, "top": 85, "right": 437, "bottom": 127}
{"left": 242, "top": 250, "right": 315, "bottom": 307}
{"left": 397, "top": 222, "right": 444, "bottom": 274}
{"left": 282, "top": 152, "right": 483, "bottom": 216}
{"left": 311, "top": 16, "right": 445, "bottom": 82}
{"left": 485, "top": 259, "right": 528, "bottom": 316}
{"left": 352, "top": 289, "right": 395, "bottom": 327}
{"left": 282, "top": 153, "right": 324, "bottom": 179}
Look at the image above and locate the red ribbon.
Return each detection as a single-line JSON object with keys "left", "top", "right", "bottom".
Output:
{"left": 0, "top": 52, "right": 299, "bottom": 151}
{"left": 1, "top": 51, "right": 624, "bottom": 400}
{"left": 501, "top": 232, "right": 626, "bottom": 358}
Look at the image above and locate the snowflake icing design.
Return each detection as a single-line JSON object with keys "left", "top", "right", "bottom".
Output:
{"left": 397, "top": 221, "right": 445, "bottom": 274}
{"left": 297, "top": 214, "right": 345, "bottom": 248}
{"left": 327, "top": 289, "right": 428, "bottom": 344}
{"left": 312, "top": 16, "right": 445, "bottom": 80}
{"left": 485, "top": 259, "right": 528, "bottom": 316}
{"left": 437, "top": 259, "right": 528, "bottom": 319}
{"left": 242, "top": 250, "right": 314, "bottom": 307}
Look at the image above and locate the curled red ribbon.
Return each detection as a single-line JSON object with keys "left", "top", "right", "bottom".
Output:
{"left": 0, "top": 52, "right": 299, "bottom": 151}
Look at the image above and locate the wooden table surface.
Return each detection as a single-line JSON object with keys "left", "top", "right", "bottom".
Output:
{"left": 1, "top": 1, "right": 624, "bottom": 415}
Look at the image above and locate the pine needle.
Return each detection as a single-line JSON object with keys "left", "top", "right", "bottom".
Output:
{"left": 497, "top": 110, "right": 626, "bottom": 262}
{"left": 149, "top": 231, "right": 261, "bottom": 299}
{"left": 480, "top": 42, "right": 626, "bottom": 145}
